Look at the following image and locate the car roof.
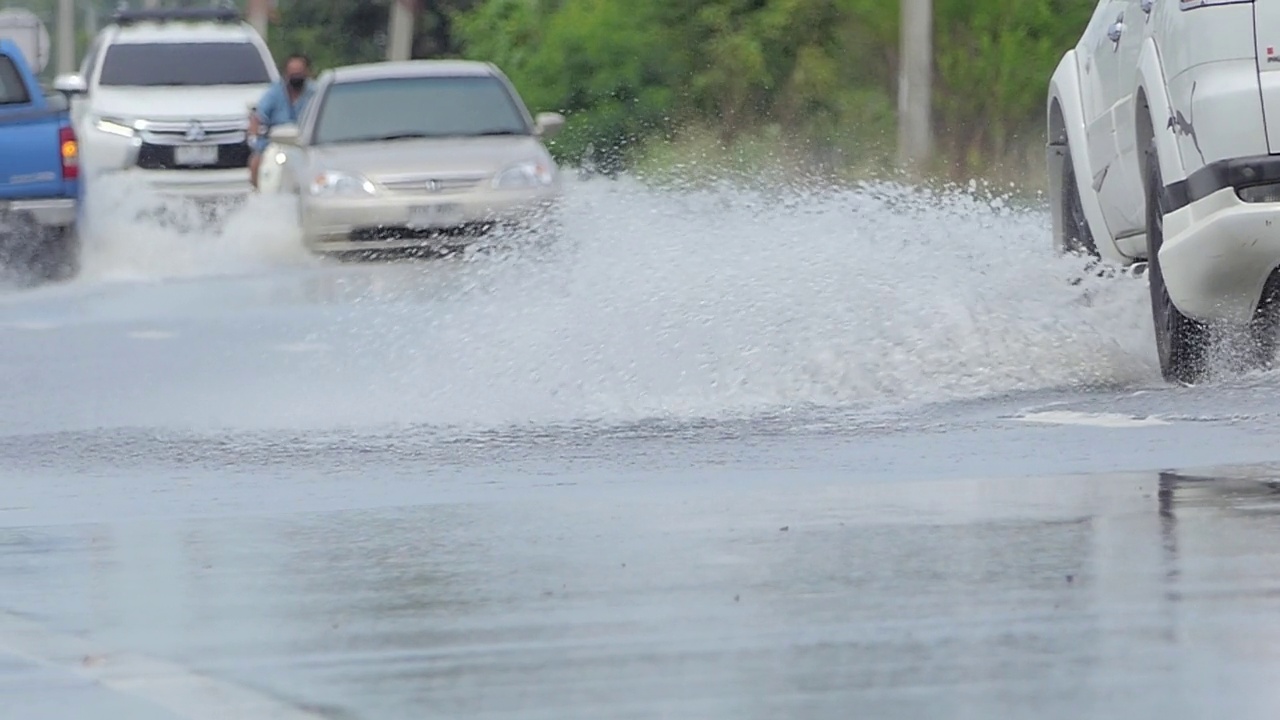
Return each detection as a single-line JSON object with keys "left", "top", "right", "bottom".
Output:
{"left": 329, "top": 60, "right": 497, "bottom": 84}
{"left": 105, "top": 21, "right": 257, "bottom": 44}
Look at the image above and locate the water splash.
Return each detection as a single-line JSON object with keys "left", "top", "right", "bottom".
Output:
{"left": 0, "top": 172, "right": 1163, "bottom": 433}
{"left": 75, "top": 174, "right": 317, "bottom": 284}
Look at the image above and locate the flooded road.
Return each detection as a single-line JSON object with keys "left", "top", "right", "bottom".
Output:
{"left": 4, "top": 178, "right": 1280, "bottom": 718}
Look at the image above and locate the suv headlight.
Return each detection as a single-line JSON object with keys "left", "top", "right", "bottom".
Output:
{"left": 309, "top": 170, "right": 376, "bottom": 197}
{"left": 493, "top": 160, "right": 555, "bottom": 189}
{"left": 94, "top": 116, "right": 137, "bottom": 138}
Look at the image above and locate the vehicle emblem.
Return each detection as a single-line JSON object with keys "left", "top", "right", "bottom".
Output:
{"left": 425, "top": 179, "right": 441, "bottom": 192}
{"left": 184, "top": 121, "right": 206, "bottom": 142}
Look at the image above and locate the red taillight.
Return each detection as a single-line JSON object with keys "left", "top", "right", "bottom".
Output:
{"left": 59, "top": 125, "right": 79, "bottom": 180}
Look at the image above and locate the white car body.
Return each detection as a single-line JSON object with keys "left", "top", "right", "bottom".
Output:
{"left": 53, "top": 7, "right": 277, "bottom": 201}
{"left": 1049, "top": 0, "right": 1280, "bottom": 382}
{"left": 257, "top": 60, "right": 565, "bottom": 255}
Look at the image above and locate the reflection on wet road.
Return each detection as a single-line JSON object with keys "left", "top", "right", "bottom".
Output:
{"left": 6, "top": 462, "right": 1280, "bottom": 718}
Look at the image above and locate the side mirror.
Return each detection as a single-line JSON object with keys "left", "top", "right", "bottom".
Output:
{"left": 269, "top": 123, "right": 300, "bottom": 146}
{"left": 53, "top": 73, "right": 87, "bottom": 95}
{"left": 534, "top": 112, "right": 565, "bottom": 139}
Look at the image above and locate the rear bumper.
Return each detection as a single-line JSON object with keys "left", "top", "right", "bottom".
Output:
{"left": 1159, "top": 154, "right": 1280, "bottom": 323}
{"left": 0, "top": 197, "right": 77, "bottom": 228}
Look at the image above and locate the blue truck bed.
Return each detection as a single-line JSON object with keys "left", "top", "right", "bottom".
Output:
{"left": 0, "top": 37, "right": 80, "bottom": 281}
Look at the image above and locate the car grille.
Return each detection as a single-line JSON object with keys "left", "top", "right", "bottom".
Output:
{"left": 136, "top": 142, "right": 251, "bottom": 170}
{"left": 134, "top": 118, "right": 249, "bottom": 171}
{"left": 376, "top": 173, "right": 489, "bottom": 195}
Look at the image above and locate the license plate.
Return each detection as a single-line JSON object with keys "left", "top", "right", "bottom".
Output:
{"left": 174, "top": 144, "right": 219, "bottom": 166}
{"left": 407, "top": 203, "right": 463, "bottom": 228}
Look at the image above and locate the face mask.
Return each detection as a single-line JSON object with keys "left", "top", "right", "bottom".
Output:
{"left": 287, "top": 75, "right": 306, "bottom": 90}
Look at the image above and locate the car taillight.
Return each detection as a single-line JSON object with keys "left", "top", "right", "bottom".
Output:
{"left": 59, "top": 125, "right": 79, "bottom": 180}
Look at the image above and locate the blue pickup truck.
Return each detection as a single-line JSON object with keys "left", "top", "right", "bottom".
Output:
{"left": 0, "top": 38, "right": 80, "bottom": 282}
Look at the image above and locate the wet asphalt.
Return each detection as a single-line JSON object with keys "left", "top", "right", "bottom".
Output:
{"left": 3, "top": 244, "right": 1280, "bottom": 718}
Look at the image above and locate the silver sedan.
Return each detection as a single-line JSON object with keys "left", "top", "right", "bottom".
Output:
{"left": 257, "top": 59, "right": 565, "bottom": 254}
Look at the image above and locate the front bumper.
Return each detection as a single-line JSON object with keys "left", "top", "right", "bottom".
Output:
{"left": 299, "top": 185, "right": 562, "bottom": 252}
{"left": 82, "top": 128, "right": 252, "bottom": 202}
{"left": 1159, "top": 155, "right": 1280, "bottom": 323}
{"left": 95, "top": 167, "right": 253, "bottom": 202}
{"left": 0, "top": 198, "right": 77, "bottom": 228}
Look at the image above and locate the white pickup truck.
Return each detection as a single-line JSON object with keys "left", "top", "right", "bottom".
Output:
{"left": 1048, "top": 0, "right": 1280, "bottom": 384}
{"left": 53, "top": 5, "right": 277, "bottom": 205}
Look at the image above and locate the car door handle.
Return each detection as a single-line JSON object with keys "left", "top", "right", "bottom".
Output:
{"left": 1107, "top": 20, "right": 1125, "bottom": 44}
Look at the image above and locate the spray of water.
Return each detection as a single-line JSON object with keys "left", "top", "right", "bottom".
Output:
{"left": 290, "top": 175, "right": 1161, "bottom": 428}
{"left": 75, "top": 174, "right": 317, "bottom": 284}
{"left": 7, "top": 171, "right": 1165, "bottom": 432}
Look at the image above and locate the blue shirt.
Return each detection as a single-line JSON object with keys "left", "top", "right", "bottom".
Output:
{"left": 252, "top": 79, "right": 315, "bottom": 152}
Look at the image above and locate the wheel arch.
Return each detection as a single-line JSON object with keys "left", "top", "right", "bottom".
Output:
{"left": 1135, "top": 37, "right": 1187, "bottom": 189}
{"left": 1046, "top": 49, "right": 1120, "bottom": 261}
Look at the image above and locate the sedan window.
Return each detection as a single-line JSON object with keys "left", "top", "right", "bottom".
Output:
{"left": 313, "top": 75, "right": 531, "bottom": 145}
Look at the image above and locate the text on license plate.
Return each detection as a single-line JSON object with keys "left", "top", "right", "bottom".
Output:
{"left": 175, "top": 145, "right": 219, "bottom": 166}
{"left": 408, "top": 204, "right": 463, "bottom": 228}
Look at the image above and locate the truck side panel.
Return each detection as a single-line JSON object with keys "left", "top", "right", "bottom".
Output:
{"left": 0, "top": 48, "right": 72, "bottom": 201}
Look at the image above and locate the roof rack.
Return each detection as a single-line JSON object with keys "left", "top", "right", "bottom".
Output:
{"left": 110, "top": 4, "right": 243, "bottom": 26}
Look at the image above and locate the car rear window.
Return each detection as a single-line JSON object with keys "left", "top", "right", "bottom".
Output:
{"left": 0, "top": 55, "right": 31, "bottom": 105}
{"left": 313, "top": 75, "right": 531, "bottom": 145}
{"left": 98, "top": 41, "right": 271, "bottom": 86}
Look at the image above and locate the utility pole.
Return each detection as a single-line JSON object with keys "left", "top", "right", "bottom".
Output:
{"left": 387, "top": 0, "right": 416, "bottom": 61}
{"left": 247, "top": 0, "right": 269, "bottom": 40}
{"left": 56, "top": 0, "right": 74, "bottom": 75}
{"left": 897, "top": 0, "right": 934, "bottom": 173}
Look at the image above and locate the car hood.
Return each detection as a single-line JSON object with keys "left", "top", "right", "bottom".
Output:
{"left": 91, "top": 85, "right": 270, "bottom": 122}
{"left": 307, "top": 136, "right": 553, "bottom": 179}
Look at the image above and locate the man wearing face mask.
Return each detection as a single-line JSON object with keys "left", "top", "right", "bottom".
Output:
{"left": 248, "top": 53, "right": 315, "bottom": 189}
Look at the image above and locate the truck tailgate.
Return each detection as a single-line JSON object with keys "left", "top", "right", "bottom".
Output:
{"left": 0, "top": 109, "right": 68, "bottom": 200}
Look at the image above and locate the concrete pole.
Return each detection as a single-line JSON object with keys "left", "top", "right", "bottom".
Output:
{"left": 897, "top": 0, "right": 934, "bottom": 172}
{"left": 56, "top": 0, "right": 74, "bottom": 75}
{"left": 247, "top": 0, "right": 269, "bottom": 40}
{"left": 386, "top": 0, "right": 416, "bottom": 61}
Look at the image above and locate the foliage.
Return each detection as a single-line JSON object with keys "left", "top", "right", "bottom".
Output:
{"left": 4, "top": 0, "right": 1099, "bottom": 183}
{"left": 449, "top": 0, "right": 1095, "bottom": 181}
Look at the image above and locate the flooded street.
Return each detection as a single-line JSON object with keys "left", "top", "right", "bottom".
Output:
{"left": 4, "top": 177, "right": 1280, "bottom": 718}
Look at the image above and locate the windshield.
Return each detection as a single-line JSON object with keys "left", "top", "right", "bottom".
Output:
{"left": 98, "top": 42, "right": 271, "bottom": 86}
{"left": 313, "top": 75, "right": 530, "bottom": 145}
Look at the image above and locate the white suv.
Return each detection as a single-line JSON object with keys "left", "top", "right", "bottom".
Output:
{"left": 1048, "top": 0, "right": 1280, "bottom": 383}
{"left": 53, "top": 5, "right": 277, "bottom": 202}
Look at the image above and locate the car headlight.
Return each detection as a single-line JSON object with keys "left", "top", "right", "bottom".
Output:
{"left": 94, "top": 116, "right": 137, "bottom": 138}
{"left": 493, "top": 160, "right": 555, "bottom": 189}
{"left": 309, "top": 170, "right": 377, "bottom": 197}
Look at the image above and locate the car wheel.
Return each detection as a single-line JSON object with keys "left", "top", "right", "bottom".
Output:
{"left": 1249, "top": 272, "right": 1280, "bottom": 370}
{"left": 1144, "top": 145, "right": 1210, "bottom": 384}
{"left": 37, "top": 226, "right": 80, "bottom": 282}
{"left": 1060, "top": 141, "right": 1099, "bottom": 260}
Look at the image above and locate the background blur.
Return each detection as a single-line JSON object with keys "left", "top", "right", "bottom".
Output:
{"left": 4, "top": 0, "right": 1096, "bottom": 192}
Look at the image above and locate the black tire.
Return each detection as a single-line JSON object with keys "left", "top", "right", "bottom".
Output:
{"left": 1061, "top": 144, "right": 1100, "bottom": 261}
{"left": 0, "top": 220, "right": 78, "bottom": 284}
{"left": 1144, "top": 146, "right": 1210, "bottom": 384}
{"left": 36, "top": 226, "right": 80, "bottom": 282}
{"left": 1249, "top": 272, "right": 1280, "bottom": 370}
